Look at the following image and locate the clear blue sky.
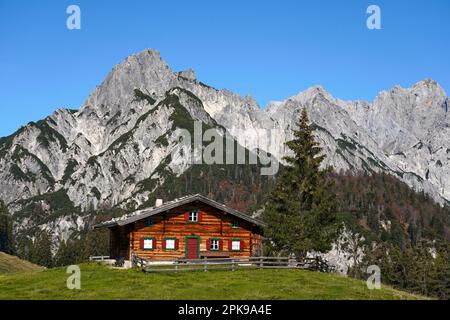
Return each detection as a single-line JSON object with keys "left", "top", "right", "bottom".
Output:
{"left": 1, "top": 0, "right": 449, "bottom": 137}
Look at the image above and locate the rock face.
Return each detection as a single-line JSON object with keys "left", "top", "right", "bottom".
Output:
{"left": 0, "top": 49, "right": 449, "bottom": 244}
{"left": 264, "top": 80, "right": 450, "bottom": 204}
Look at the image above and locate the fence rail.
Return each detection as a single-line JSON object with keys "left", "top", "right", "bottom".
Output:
{"left": 131, "top": 255, "right": 330, "bottom": 273}
{"left": 89, "top": 255, "right": 111, "bottom": 261}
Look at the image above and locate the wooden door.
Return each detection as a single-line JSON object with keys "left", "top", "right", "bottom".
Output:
{"left": 186, "top": 237, "right": 199, "bottom": 259}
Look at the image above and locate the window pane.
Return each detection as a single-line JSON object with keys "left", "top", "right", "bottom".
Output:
{"left": 189, "top": 212, "right": 198, "bottom": 222}
{"left": 166, "top": 239, "right": 175, "bottom": 249}
{"left": 211, "top": 239, "right": 219, "bottom": 250}
{"left": 232, "top": 240, "right": 241, "bottom": 251}
{"left": 144, "top": 239, "right": 153, "bottom": 249}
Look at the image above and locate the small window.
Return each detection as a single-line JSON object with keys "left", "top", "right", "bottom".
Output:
{"left": 210, "top": 239, "right": 219, "bottom": 251}
{"left": 189, "top": 211, "right": 198, "bottom": 222}
{"left": 143, "top": 237, "right": 154, "bottom": 250}
{"left": 231, "top": 240, "right": 241, "bottom": 251}
{"left": 165, "top": 238, "right": 176, "bottom": 250}
{"left": 144, "top": 218, "right": 154, "bottom": 227}
{"left": 231, "top": 220, "right": 239, "bottom": 229}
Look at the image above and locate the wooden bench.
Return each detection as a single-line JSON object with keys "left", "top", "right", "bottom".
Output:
{"left": 200, "top": 251, "right": 230, "bottom": 258}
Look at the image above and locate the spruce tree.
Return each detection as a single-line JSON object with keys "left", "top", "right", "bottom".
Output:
{"left": 30, "top": 231, "right": 53, "bottom": 268}
{"left": 82, "top": 229, "right": 109, "bottom": 259}
{"left": 432, "top": 243, "right": 450, "bottom": 299}
{"left": 263, "top": 109, "right": 338, "bottom": 260}
{"left": 0, "top": 201, "right": 14, "bottom": 254}
{"left": 53, "top": 240, "right": 70, "bottom": 267}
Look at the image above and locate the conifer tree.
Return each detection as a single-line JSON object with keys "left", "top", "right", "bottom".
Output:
{"left": 431, "top": 243, "right": 450, "bottom": 299}
{"left": 263, "top": 109, "right": 338, "bottom": 260}
{"left": 82, "top": 229, "right": 109, "bottom": 259}
{"left": 0, "top": 201, "right": 14, "bottom": 254}
{"left": 30, "top": 231, "right": 53, "bottom": 268}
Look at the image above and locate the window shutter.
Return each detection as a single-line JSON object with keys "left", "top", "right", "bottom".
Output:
{"left": 184, "top": 211, "right": 189, "bottom": 221}
{"left": 140, "top": 237, "right": 144, "bottom": 250}
{"left": 219, "top": 239, "right": 223, "bottom": 251}
{"left": 198, "top": 211, "right": 203, "bottom": 221}
{"left": 206, "top": 238, "right": 210, "bottom": 250}
{"left": 228, "top": 240, "right": 232, "bottom": 251}
{"left": 175, "top": 239, "right": 179, "bottom": 250}
{"left": 162, "top": 239, "right": 166, "bottom": 250}
{"left": 240, "top": 240, "right": 245, "bottom": 251}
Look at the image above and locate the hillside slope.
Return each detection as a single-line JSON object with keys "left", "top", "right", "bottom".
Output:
{"left": 332, "top": 172, "right": 450, "bottom": 245}
{"left": 0, "top": 251, "right": 43, "bottom": 273}
{"left": 0, "top": 263, "right": 425, "bottom": 300}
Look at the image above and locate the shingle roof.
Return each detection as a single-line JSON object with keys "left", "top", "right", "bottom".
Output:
{"left": 93, "top": 194, "right": 266, "bottom": 228}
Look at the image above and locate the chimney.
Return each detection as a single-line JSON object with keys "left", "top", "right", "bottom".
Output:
{"left": 155, "top": 199, "right": 163, "bottom": 207}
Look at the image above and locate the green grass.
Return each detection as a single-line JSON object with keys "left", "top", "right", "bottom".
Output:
{"left": 0, "top": 263, "right": 426, "bottom": 300}
{"left": 0, "top": 252, "right": 43, "bottom": 273}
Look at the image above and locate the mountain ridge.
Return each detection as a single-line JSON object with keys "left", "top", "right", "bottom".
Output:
{"left": 0, "top": 48, "right": 449, "bottom": 246}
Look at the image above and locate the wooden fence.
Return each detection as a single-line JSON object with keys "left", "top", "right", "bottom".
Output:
{"left": 131, "top": 255, "right": 331, "bottom": 273}
{"left": 89, "top": 255, "right": 111, "bottom": 261}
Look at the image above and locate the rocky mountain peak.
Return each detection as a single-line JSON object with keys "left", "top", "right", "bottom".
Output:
{"left": 178, "top": 68, "right": 197, "bottom": 81}
{"left": 375, "top": 79, "right": 447, "bottom": 110}
{"left": 411, "top": 78, "right": 443, "bottom": 92}
{"left": 244, "top": 95, "right": 260, "bottom": 108}
{"left": 410, "top": 79, "right": 447, "bottom": 107}
{"left": 266, "top": 85, "right": 336, "bottom": 115}
{"left": 81, "top": 49, "right": 176, "bottom": 115}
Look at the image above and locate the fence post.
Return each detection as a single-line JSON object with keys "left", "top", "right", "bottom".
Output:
{"left": 231, "top": 259, "right": 235, "bottom": 271}
{"left": 204, "top": 257, "right": 208, "bottom": 272}
{"left": 259, "top": 257, "right": 263, "bottom": 269}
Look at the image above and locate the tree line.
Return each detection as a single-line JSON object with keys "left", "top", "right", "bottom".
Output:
{"left": 0, "top": 202, "right": 110, "bottom": 268}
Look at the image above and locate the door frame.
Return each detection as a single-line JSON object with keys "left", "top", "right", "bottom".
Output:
{"left": 185, "top": 236, "right": 200, "bottom": 259}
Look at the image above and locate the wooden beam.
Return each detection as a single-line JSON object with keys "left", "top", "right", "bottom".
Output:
{"left": 129, "top": 225, "right": 133, "bottom": 260}
{"left": 163, "top": 211, "right": 167, "bottom": 234}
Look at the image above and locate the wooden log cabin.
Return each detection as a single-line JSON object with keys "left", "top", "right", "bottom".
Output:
{"left": 94, "top": 194, "right": 265, "bottom": 262}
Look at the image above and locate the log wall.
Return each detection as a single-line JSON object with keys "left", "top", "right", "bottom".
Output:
{"left": 112, "top": 201, "right": 263, "bottom": 260}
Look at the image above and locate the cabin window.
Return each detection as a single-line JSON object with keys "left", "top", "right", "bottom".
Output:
{"left": 188, "top": 211, "right": 198, "bottom": 222}
{"left": 144, "top": 218, "right": 154, "bottom": 227}
{"left": 210, "top": 239, "right": 219, "bottom": 251}
{"left": 231, "top": 220, "right": 240, "bottom": 229}
{"left": 166, "top": 239, "right": 175, "bottom": 250}
{"left": 143, "top": 237, "right": 154, "bottom": 250}
{"left": 164, "top": 237, "right": 178, "bottom": 250}
{"left": 184, "top": 209, "right": 202, "bottom": 223}
{"left": 231, "top": 240, "right": 241, "bottom": 251}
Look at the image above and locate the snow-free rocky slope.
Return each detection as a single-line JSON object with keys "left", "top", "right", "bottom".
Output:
{"left": 0, "top": 49, "right": 449, "bottom": 244}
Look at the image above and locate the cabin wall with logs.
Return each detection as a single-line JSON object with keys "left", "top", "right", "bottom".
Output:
{"left": 110, "top": 202, "right": 264, "bottom": 261}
